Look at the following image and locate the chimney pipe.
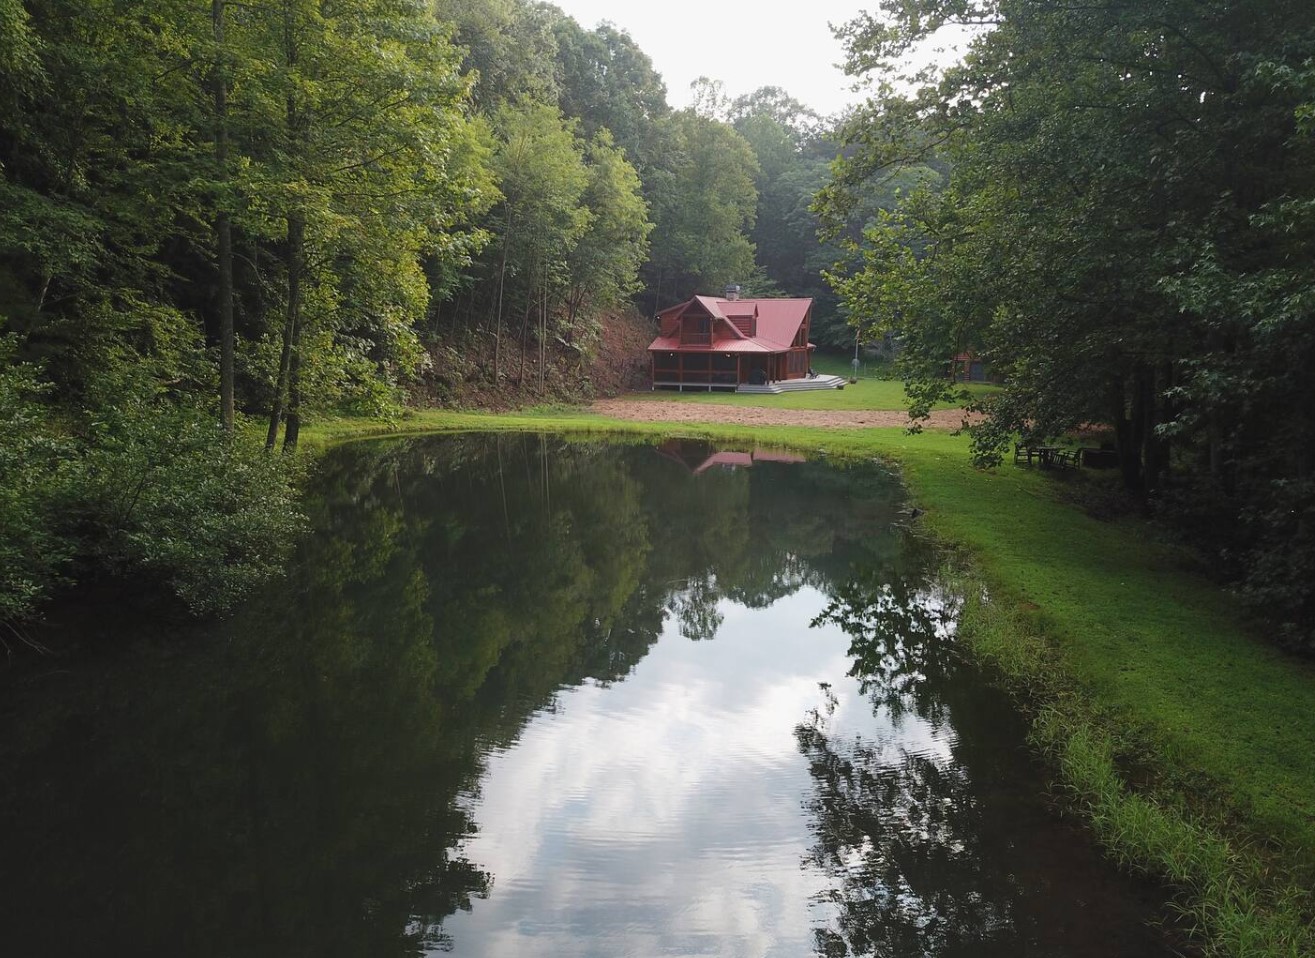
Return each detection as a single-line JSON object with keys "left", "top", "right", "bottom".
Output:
{"left": 724, "top": 284, "right": 741, "bottom": 301}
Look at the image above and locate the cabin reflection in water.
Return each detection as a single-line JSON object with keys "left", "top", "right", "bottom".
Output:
{"left": 655, "top": 437, "right": 806, "bottom": 474}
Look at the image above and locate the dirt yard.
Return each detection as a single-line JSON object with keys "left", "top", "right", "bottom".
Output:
{"left": 589, "top": 398, "right": 974, "bottom": 429}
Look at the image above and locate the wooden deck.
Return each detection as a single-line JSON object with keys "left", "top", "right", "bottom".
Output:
{"left": 651, "top": 374, "right": 846, "bottom": 394}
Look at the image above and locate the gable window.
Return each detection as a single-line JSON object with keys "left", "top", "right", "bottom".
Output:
{"left": 681, "top": 315, "right": 712, "bottom": 345}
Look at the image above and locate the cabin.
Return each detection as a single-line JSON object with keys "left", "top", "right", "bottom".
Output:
{"left": 655, "top": 438, "right": 807, "bottom": 474}
{"left": 648, "top": 289, "right": 824, "bottom": 391}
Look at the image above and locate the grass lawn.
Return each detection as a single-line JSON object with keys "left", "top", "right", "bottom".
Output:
{"left": 304, "top": 408, "right": 1315, "bottom": 956}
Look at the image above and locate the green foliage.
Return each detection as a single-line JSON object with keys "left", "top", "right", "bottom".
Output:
{"left": 568, "top": 131, "right": 652, "bottom": 312}
{"left": 823, "top": 0, "right": 1315, "bottom": 648}
{"left": 0, "top": 338, "right": 73, "bottom": 623}
{"left": 491, "top": 99, "right": 592, "bottom": 280}
{"left": 70, "top": 386, "right": 305, "bottom": 615}
{"left": 426, "top": 81, "right": 653, "bottom": 388}
{"left": 646, "top": 110, "right": 759, "bottom": 296}
{"left": 0, "top": 340, "right": 304, "bottom": 623}
{"left": 0, "top": 0, "right": 42, "bottom": 91}
{"left": 0, "top": 0, "right": 207, "bottom": 393}
{"left": 227, "top": 0, "right": 497, "bottom": 442}
{"left": 438, "top": 0, "right": 560, "bottom": 109}
{"left": 550, "top": 16, "right": 670, "bottom": 173}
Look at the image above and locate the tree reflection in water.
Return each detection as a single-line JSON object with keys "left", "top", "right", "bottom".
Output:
{"left": 802, "top": 563, "right": 1169, "bottom": 957}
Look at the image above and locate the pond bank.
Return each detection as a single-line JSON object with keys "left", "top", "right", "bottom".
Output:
{"left": 304, "top": 409, "right": 1315, "bottom": 958}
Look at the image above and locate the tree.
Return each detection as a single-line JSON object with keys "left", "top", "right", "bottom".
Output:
{"left": 688, "top": 76, "right": 731, "bottom": 121}
{"left": 0, "top": 0, "right": 210, "bottom": 398}
{"left": 565, "top": 130, "right": 652, "bottom": 324}
{"left": 646, "top": 110, "right": 759, "bottom": 302}
{"left": 435, "top": 0, "right": 560, "bottom": 109}
{"left": 486, "top": 100, "right": 590, "bottom": 383}
{"left": 730, "top": 87, "right": 845, "bottom": 323}
{"left": 212, "top": 0, "right": 236, "bottom": 433}
{"left": 236, "top": 0, "right": 493, "bottom": 449}
{"left": 0, "top": 338, "right": 72, "bottom": 627}
{"left": 551, "top": 17, "right": 670, "bottom": 176}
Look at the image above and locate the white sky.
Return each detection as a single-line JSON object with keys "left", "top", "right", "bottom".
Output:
{"left": 547, "top": 1, "right": 874, "bottom": 117}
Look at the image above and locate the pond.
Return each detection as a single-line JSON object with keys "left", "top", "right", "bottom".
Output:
{"left": 0, "top": 434, "right": 1175, "bottom": 957}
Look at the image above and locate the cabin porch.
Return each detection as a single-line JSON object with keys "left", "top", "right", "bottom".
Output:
{"left": 650, "top": 348, "right": 828, "bottom": 392}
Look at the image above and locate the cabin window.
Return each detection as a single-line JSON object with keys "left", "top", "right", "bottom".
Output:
{"left": 681, "top": 316, "right": 711, "bottom": 345}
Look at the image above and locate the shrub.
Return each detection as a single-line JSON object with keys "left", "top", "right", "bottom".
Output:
{"left": 71, "top": 397, "right": 307, "bottom": 615}
{"left": 0, "top": 342, "right": 75, "bottom": 624}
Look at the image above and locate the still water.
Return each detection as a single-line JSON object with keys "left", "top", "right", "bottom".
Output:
{"left": 0, "top": 435, "right": 1172, "bottom": 957}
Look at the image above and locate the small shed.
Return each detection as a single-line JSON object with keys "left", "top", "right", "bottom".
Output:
{"left": 949, "top": 352, "right": 993, "bottom": 383}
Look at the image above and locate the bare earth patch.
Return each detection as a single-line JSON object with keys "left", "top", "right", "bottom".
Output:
{"left": 590, "top": 397, "right": 975, "bottom": 429}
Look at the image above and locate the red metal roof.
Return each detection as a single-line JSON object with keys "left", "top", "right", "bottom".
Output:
{"left": 650, "top": 295, "right": 812, "bottom": 353}
{"left": 648, "top": 335, "right": 780, "bottom": 353}
{"left": 750, "top": 299, "right": 812, "bottom": 349}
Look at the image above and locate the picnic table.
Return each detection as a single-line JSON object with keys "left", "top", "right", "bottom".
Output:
{"left": 1014, "top": 442, "right": 1077, "bottom": 469}
{"left": 1036, "top": 445, "right": 1062, "bottom": 467}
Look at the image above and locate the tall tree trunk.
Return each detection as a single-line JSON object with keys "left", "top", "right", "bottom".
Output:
{"left": 518, "top": 291, "right": 533, "bottom": 386}
{"left": 1142, "top": 362, "right": 1170, "bottom": 492}
{"left": 213, "top": 0, "right": 235, "bottom": 434}
{"left": 282, "top": 212, "right": 305, "bottom": 452}
{"left": 539, "top": 279, "right": 547, "bottom": 393}
{"left": 265, "top": 314, "right": 292, "bottom": 451}
{"left": 566, "top": 287, "right": 579, "bottom": 331}
{"left": 266, "top": 212, "right": 304, "bottom": 451}
{"left": 284, "top": 322, "right": 302, "bottom": 452}
{"left": 493, "top": 219, "right": 512, "bottom": 381}
{"left": 1111, "top": 373, "right": 1144, "bottom": 492}
{"left": 268, "top": 4, "right": 305, "bottom": 452}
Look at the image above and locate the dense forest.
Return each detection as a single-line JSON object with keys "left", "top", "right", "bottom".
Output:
{"left": 4, "top": 0, "right": 1315, "bottom": 652}
{"left": 0, "top": 0, "right": 850, "bottom": 627}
